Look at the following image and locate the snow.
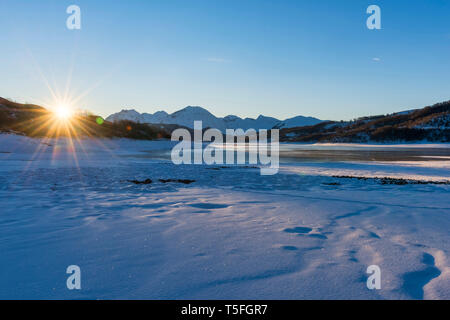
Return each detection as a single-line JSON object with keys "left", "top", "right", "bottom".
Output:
{"left": 393, "top": 109, "right": 418, "bottom": 116}
{"left": 273, "top": 115, "right": 323, "bottom": 129}
{"left": 0, "top": 133, "right": 449, "bottom": 299}
{"left": 414, "top": 113, "right": 450, "bottom": 130}
{"left": 105, "top": 109, "right": 142, "bottom": 123}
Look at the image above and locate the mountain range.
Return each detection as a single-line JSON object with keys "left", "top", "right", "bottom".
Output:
{"left": 106, "top": 106, "right": 322, "bottom": 131}
{"left": 1, "top": 96, "right": 449, "bottom": 142}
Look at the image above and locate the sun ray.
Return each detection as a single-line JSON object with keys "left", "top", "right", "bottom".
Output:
{"left": 11, "top": 46, "right": 132, "bottom": 181}
{"left": 26, "top": 48, "right": 59, "bottom": 104}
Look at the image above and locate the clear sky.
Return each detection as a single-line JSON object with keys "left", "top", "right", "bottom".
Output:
{"left": 0, "top": 0, "right": 449, "bottom": 120}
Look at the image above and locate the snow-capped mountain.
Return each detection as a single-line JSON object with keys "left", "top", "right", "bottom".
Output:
{"left": 106, "top": 106, "right": 322, "bottom": 131}
{"left": 107, "top": 109, "right": 143, "bottom": 123}
{"left": 273, "top": 115, "right": 327, "bottom": 129}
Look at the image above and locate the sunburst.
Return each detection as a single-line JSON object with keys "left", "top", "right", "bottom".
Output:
{"left": 10, "top": 47, "right": 125, "bottom": 183}
{"left": 54, "top": 104, "right": 74, "bottom": 121}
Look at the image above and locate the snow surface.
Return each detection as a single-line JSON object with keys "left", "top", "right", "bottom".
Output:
{"left": 105, "top": 106, "right": 322, "bottom": 131}
{"left": 0, "top": 134, "right": 449, "bottom": 299}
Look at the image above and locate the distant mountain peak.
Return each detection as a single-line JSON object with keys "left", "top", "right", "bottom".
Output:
{"left": 106, "top": 106, "right": 323, "bottom": 131}
{"left": 173, "top": 106, "right": 213, "bottom": 115}
{"left": 153, "top": 111, "right": 168, "bottom": 116}
{"left": 119, "top": 109, "right": 139, "bottom": 113}
{"left": 224, "top": 115, "right": 240, "bottom": 121}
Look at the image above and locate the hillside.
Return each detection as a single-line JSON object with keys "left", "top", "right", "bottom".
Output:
{"left": 279, "top": 101, "right": 450, "bottom": 143}
{"left": 0, "top": 97, "right": 173, "bottom": 140}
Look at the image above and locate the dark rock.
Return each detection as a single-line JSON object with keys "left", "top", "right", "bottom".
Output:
{"left": 159, "top": 179, "right": 195, "bottom": 184}
{"left": 128, "top": 179, "right": 152, "bottom": 185}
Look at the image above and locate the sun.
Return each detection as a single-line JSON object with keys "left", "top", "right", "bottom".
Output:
{"left": 54, "top": 105, "right": 73, "bottom": 121}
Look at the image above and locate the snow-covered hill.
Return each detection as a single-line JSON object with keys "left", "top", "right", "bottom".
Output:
{"left": 279, "top": 101, "right": 450, "bottom": 143}
{"left": 106, "top": 106, "right": 322, "bottom": 131}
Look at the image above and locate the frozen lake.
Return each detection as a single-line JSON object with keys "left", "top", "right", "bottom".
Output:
{"left": 0, "top": 135, "right": 449, "bottom": 299}
{"left": 138, "top": 142, "right": 450, "bottom": 163}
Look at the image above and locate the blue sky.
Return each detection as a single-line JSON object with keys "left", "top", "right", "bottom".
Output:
{"left": 0, "top": 0, "right": 449, "bottom": 120}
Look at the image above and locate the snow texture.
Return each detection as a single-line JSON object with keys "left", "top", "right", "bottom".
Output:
{"left": 0, "top": 134, "right": 449, "bottom": 299}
